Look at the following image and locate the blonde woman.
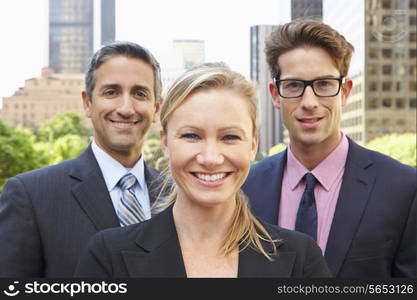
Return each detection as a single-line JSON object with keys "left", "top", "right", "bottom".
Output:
{"left": 74, "top": 63, "right": 330, "bottom": 277}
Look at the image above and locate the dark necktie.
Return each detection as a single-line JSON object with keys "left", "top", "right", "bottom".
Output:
{"left": 116, "top": 173, "right": 146, "bottom": 226}
{"left": 295, "top": 173, "right": 318, "bottom": 241}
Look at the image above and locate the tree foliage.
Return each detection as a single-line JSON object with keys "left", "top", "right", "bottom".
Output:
{"left": 1, "top": 112, "right": 91, "bottom": 191}
{"left": 143, "top": 138, "right": 166, "bottom": 171}
{"left": 267, "top": 133, "right": 416, "bottom": 168}
{"left": 365, "top": 133, "right": 416, "bottom": 168}
{"left": 36, "top": 112, "right": 89, "bottom": 142}
{"left": 268, "top": 143, "right": 287, "bottom": 156}
{"left": 0, "top": 122, "right": 49, "bottom": 189}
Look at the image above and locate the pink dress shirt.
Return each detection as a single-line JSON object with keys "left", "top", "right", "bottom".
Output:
{"left": 278, "top": 134, "right": 349, "bottom": 253}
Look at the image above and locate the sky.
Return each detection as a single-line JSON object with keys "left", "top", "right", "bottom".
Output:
{"left": 0, "top": 0, "right": 291, "bottom": 98}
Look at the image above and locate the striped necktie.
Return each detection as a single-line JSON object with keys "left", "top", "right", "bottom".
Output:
{"left": 295, "top": 173, "right": 318, "bottom": 241}
{"left": 116, "top": 173, "right": 146, "bottom": 226}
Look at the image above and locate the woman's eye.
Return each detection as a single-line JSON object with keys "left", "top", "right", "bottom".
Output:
{"left": 180, "top": 133, "right": 200, "bottom": 140}
{"left": 222, "top": 135, "right": 241, "bottom": 141}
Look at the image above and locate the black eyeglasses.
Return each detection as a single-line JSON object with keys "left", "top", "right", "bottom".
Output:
{"left": 273, "top": 77, "right": 345, "bottom": 98}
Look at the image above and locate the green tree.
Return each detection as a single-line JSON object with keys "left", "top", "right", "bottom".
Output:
{"left": 268, "top": 143, "right": 287, "bottom": 156}
{"left": 0, "top": 121, "right": 49, "bottom": 190}
{"left": 365, "top": 133, "right": 416, "bottom": 168}
{"left": 36, "top": 112, "right": 90, "bottom": 142}
{"left": 143, "top": 138, "right": 165, "bottom": 170}
{"left": 48, "top": 134, "right": 89, "bottom": 165}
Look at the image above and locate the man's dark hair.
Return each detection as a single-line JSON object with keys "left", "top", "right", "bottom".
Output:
{"left": 85, "top": 41, "right": 162, "bottom": 101}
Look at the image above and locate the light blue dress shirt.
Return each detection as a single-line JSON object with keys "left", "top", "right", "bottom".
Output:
{"left": 91, "top": 140, "right": 151, "bottom": 224}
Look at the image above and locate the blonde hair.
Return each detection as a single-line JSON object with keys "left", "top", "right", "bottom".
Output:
{"left": 159, "top": 63, "right": 277, "bottom": 260}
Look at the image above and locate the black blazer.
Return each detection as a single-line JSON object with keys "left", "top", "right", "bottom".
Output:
{"left": 74, "top": 205, "right": 331, "bottom": 278}
{"left": 242, "top": 138, "right": 417, "bottom": 277}
{"left": 0, "top": 145, "right": 162, "bottom": 277}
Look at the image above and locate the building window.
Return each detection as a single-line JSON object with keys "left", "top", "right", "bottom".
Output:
{"left": 397, "top": 82, "right": 405, "bottom": 91}
{"left": 395, "top": 0, "right": 406, "bottom": 8}
{"left": 368, "top": 64, "right": 378, "bottom": 75}
{"left": 369, "top": 48, "right": 378, "bottom": 58}
{"left": 382, "top": 119, "right": 391, "bottom": 126}
{"left": 382, "top": 98, "right": 392, "bottom": 107}
{"left": 367, "top": 118, "right": 376, "bottom": 126}
{"left": 396, "top": 98, "right": 405, "bottom": 109}
{"left": 410, "top": 66, "right": 417, "bottom": 76}
{"left": 382, "top": 48, "right": 392, "bottom": 58}
{"left": 396, "top": 119, "right": 406, "bottom": 127}
{"left": 382, "top": 82, "right": 392, "bottom": 91}
{"left": 410, "top": 98, "right": 417, "bottom": 108}
{"left": 411, "top": 0, "right": 416, "bottom": 9}
{"left": 367, "top": 98, "right": 378, "bottom": 109}
{"left": 410, "top": 49, "right": 417, "bottom": 58}
{"left": 410, "top": 32, "right": 417, "bottom": 42}
{"left": 370, "top": 82, "right": 378, "bottom": 91}
{"left": 382, "top": 0, "right": 391, "bottom": 8}
{"left": 410, "top": 81, "right": 417, "bottom": 92}
{"left": 382, "top": 65, "right": 392, "bottom": 75}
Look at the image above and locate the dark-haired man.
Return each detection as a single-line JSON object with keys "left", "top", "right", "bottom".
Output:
{"left": 0, "top": 41, "right": 163, "bottom": 277}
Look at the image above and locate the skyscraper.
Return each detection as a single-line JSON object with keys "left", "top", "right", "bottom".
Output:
{"left": 49, "top": 0, "right": 94, "bottom": 73}
{"left": 291, "top": 0, "right": 323, "bottom": 20}
{"left": 250, "top": 25, "right": 283, "bottom": 154}
{"left": 101, "top": 0, "right": 115, "bottom": 45}
{"left": 49, "top": 0, "right": 115, "bottom": 74}
{"left": 324, "top": 0, "right": 416, "bottom": 144}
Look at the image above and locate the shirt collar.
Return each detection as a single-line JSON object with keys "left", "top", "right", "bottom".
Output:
{"left": 286, "top": 133, "right": 349, "bottom": 191}
{"left": 91, "top": 140, "right": 146, "bottom": 192}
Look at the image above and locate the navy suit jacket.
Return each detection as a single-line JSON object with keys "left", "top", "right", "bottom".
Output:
{"left": 0, "top": 145, "right": 162, "bottom": 277}
{"left": 242, "top": 138, "right": 416, "bottom": 277}
{"left": 74, "top": 204, "right": 330, "bottom": 278}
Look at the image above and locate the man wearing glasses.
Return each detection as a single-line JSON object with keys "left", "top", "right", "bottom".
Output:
{"left": 243, "top": 20, "right": 416, "bottom": 277}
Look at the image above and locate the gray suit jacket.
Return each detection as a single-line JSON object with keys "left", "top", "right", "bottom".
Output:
{"left": 0, "top": 145, "right": 162, "bottom": 277}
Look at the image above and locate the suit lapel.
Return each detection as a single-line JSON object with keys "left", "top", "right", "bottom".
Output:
{"left": 257, "top": 151, "right": 287, "bottom": 225}
{"left": 324, "top": 139, "right": 375, "bottom": 276}
{"left": 69, "top": 146, "right": 120, "bottom": 231}
{"left": 122, "top": 205, "right": 187, "bottom": 277}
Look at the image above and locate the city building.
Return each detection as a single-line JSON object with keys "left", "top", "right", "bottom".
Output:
{"left": 49, "top": 0, "right": 115, "bottom": 74}
{"left": 324, "top": 0, "right": 416, "bottom": 144}
{"left": 250, "top": 25, "right": 283, "bottom": 154}
{"left": 173, "top": 40, "right": 205, "bottom": 70}
{"left": 291, "top": 0, "right": 323, "bottom": 20}
{"left": 0, "top": 68, "right": 88, "bottom": 129}
{"left": 100, "top": 0, "right": 115, "bottom": 45}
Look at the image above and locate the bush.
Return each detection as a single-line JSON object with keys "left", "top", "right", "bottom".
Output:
{"left": 365, "top": 133, "right": 416, "bottom": 168}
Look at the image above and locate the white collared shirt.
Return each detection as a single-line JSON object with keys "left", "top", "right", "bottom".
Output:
{"left": 91, "top": 140, "right": 151, "bottom": 223}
